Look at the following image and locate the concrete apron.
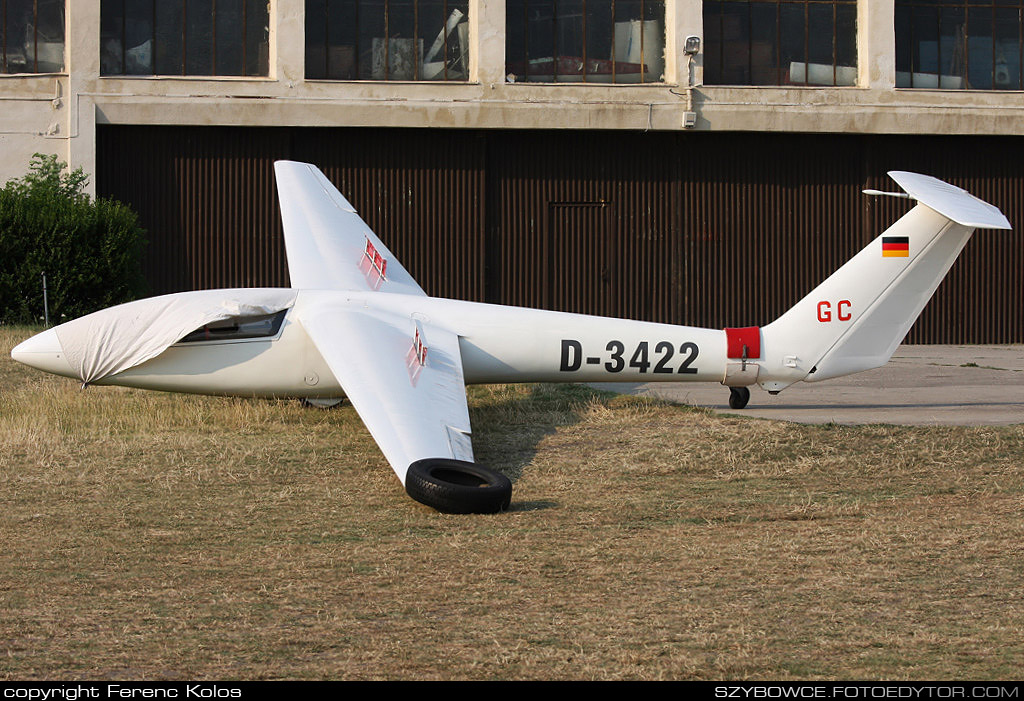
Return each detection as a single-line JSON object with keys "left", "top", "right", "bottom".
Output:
{"left": 591, "top": 345, "right": 1024, "bottom": 427}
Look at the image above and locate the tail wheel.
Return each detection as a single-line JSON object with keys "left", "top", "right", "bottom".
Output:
{"left": 405, "top": 459, "right": 512, "bottom": 514}
{"left": 728, "top": 386, "right": 751, "bottom": 409}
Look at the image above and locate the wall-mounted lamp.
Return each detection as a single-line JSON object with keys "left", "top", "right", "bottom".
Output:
{"left": 682, "top": 36, "right": 701, "bottom": 128}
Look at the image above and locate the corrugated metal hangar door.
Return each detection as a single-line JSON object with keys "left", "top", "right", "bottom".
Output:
{"left": 98, "top": 126, "right": 1024, "bottom": 343}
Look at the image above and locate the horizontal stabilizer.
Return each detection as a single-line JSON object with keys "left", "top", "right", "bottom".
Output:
{"left": 888, "top": 171, "right": 1011, "bottom": 230}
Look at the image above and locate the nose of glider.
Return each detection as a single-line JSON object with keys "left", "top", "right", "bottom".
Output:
{"left": 10, "top": 327, "right": 75, "bottom": 378}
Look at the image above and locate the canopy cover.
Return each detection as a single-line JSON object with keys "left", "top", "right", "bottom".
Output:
{"left": 55, "top": 289, "right": 297, "bottom": 384}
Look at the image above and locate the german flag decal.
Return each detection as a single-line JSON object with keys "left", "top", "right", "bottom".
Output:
{"left": 882, "top": 236, "right": 910, "bottom": 257}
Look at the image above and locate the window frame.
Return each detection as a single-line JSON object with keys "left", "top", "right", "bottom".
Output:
{"left": 304, "top": 0, "right": 471, "bottom": 82}
{"left": 1, "top": 0, "right": 65, "bottom": 74}
{"left": 895, "top": 0, "right": 1024, "bottom": 90}
{"left": 100, "top": 0, "right": 270, "bottom": 77}
{"left": 703, "top": 0, "right": 858, "bottom": 87}
{"left": 505, "top": 0, "right": 668, "bottom": 84}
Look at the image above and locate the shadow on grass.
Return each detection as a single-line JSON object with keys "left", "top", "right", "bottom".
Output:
{"left": 466, "top": 383, "right": 623, "bottom": 507}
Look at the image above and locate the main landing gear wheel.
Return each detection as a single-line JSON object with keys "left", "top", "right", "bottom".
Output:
{"left": 405, "top": 459, "right": 512, "bottom": 514}
{"left": 728, "top": 386, "right": 751, "bottom": 410}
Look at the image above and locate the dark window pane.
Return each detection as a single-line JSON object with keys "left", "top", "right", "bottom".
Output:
{"left": 586, "top": 1, "right": 613, "bottom": 81}
{"left": 525, "top": 0, "right": 555, "bottom": 80}
{"left": 216, "top": 0, "right": 244, "bottom": 75}
{"left": 994, "top": 6, "right": 1022, "bottom": 88}
{"left": 721, "top": 1, "right": 751, "bottom": 84}
{"left": 909, "top": 4, "right": 937, "bottom": 82}
{"left": 386, "top": 0, "right": 419, "bottom": 80}
{"left": 940, "top": 5, "right": 966, "bottom": 87}
{"left": 186, "top": 0, "right": 214, "bottom": 76}
{"left": 305, "top": 0, "right": 328, "bottom": 79}
{"left": 836, "top": 3, "right": 857, "bottom": 83}
{"left": 895, "top": 3, "right": 912, "bottom": 86}
{"left": 124, "top": 0, "right": 153, "bottom": 75}
{"left": 326, "top": 0, "right": 358, "bottom": 79}
{"left": 807, "top": 3, "right": 834, "bottom": 79}
{"left": 967, "top": 6, "right": 994, "bottom": 87}
{"left": 703, "top": 1, "right": 724, "bottom": 85}
{"left": 750, "top": 2, "right": 779, "bottom": 85}
{"left": 555, "top": 0, "right": 584, "bottom": 82}
{"left": 154, "top": 2, "right": 183, "bottom": 75}
{"left": 6, "top": 0, "right": 31, "bottom": 72}
{"left": 507, "top": 0, "right": 528, "bottom": 79}
{"left": 358, "top": 0, "right": 385, "bottom": 79}
{"left": 244, "top": 0, "right": 269, "bottom": 76}
{"left": 35, "top": 0, "right": 65, "bottom": 71}
{"left": 101, "top": 0, "right": 125, "bottom": 75}
{"left": 779, "top": 2, "right": 806, "bottom": 83}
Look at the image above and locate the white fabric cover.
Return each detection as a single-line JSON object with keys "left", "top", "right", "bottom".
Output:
{"left": 55, "top": 289, "right": 297, "bottom": 384}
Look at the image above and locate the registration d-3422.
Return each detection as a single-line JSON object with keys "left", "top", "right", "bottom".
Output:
{"left": 559, "top": 338, "right": 700, "bottom": 375}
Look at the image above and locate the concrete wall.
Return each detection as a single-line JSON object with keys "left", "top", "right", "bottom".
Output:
{"left": 3, "top": 0, "right": 1024, "bottom": 191}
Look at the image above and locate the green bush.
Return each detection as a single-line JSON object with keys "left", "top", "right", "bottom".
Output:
{"left": 0, "top": 154, "right": 146, "bottom": 324}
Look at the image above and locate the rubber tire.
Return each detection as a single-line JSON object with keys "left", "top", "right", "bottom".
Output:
{"left": 729, "top": 386, "right": 751, "bottom": 410}
{"left": 405, "top": 459, "right": 512, "bottom": 514}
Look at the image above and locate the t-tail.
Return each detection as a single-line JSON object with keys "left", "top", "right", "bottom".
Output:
{"left": 756, "top": 172, "right": 1011, "bottom": 393}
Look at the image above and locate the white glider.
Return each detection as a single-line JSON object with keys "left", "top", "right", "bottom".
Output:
{"left": 11, "top": 163, "right": 1011, "bottom": 513}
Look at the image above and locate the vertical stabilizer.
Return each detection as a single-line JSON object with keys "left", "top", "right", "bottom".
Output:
{"left": 759, "top": 173, "right": 1010, "bottom": 392}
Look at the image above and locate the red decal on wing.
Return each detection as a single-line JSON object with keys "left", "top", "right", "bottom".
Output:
{"left": 359, "top": 238, "right": 388, "bottom": 289}
{"left": 405, "top": 325, "right": 428, "bottom": 386}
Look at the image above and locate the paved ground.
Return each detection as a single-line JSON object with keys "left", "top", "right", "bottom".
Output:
{"left": 591, "top": 345, "right": 1024, "bottom": 426}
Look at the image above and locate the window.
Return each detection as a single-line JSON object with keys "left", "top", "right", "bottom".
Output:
{"left": 177, "top": 310, "right": 287, "bottom": 344}
{"left": 506, "top": 0, "right": 666, "bottom": 83}
{"left": 100, "top": 0, "right": 269, "bottom": 76}
{"left": 896, "top": 0, "right": 1023, "bottom": 89}
{"left": 1, "top": 0, "right": 64, "bottom": 73}
{"left": 704, "top": 0, "right": 857, "bottom": 86}
{"left": 305, "top": 0, "right": 470, "bottom": 80}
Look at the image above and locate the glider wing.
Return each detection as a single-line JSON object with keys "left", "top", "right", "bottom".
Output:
{"left": 296, "top": 298, "right": 473, "bottom": 484}
{"left": 274, "top": 160, "right": 426, "bottom": 296}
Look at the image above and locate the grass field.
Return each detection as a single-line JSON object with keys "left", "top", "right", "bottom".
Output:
{"left": 2, "top": 325, "right": 1023, "bottom": 680}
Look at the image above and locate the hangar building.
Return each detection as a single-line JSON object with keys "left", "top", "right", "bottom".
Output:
{"left": 2, "top": 0, "right": 1022, "bottom": 342}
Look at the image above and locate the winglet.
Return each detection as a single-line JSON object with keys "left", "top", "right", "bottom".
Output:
{"left": 887, "top": 171, "right": 1011, "bottom": 230}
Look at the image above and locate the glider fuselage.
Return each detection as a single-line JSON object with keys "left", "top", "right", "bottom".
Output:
{"left": 35, "top": 290, "right": 727, "bottom": 397}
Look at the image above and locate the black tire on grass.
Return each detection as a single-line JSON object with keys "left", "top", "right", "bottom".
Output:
{"left": 405, "top": 459, "right": 512, "bottom": 514}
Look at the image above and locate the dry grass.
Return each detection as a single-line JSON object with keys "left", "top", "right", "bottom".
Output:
{"left": 2, "top": 325, "right": 1023, "bottom": 680}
